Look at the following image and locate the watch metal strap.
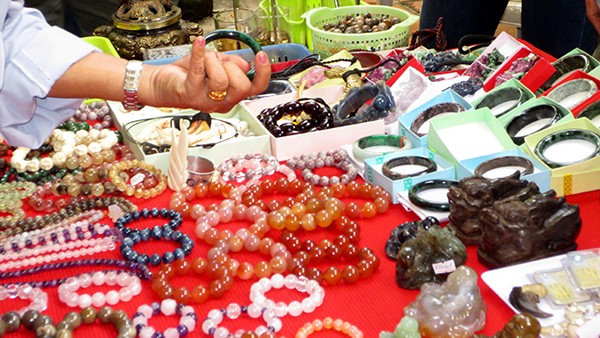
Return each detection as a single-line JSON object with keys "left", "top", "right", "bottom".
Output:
{"left": 123, "top": 60, "right": 144, "bottom": 111}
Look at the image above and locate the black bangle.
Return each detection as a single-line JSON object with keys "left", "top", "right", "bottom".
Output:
{"left": 408, "top": 179, "right": 458, "bottom": 212}
{"left": 382, "top": 156, "right": 437, "bottom": 181}
{"left": 474, "top": 156, "right": 534, "bottom": 178}
{"left": 577, "top": 100, "right": 600, "bottom": 122}
{"left": 505, "top": 104, "right": 560, "bottom": 145}
{"left": 410, "top": 102, "right": 465, "bottom": 137}
{"left": 475, "top": 86, "right": 526, "bottom": 117}
{"left": 534, "top": 129, "right": 600, "bottom": 168}
{"left": 204, "top": 29, "right": 262, "bottom": 80}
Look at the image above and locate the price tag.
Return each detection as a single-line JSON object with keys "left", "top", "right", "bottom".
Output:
{"left": 432, "top": 260, "right": 456, "bottom": 275}
{"left": 130, "top": 173, "right": 145, "bottom": 186}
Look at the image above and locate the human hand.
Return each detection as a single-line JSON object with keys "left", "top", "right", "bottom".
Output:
{"left": 144, "top": 36, "right": 271, "bottom": 112}
{"left": 586, "top": 0, "right": 600, "bottom": 35}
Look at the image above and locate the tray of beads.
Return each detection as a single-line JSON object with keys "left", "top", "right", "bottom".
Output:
{"left": 119, "top": 105, "right": 271, "bottom": 174}
{"left": 241, "top": 84, "right": 386, "bottom": 161}
{"left": 482, "top": 250, "right": 600, "bottom": 337}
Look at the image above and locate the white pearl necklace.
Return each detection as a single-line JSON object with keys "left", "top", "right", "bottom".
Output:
{"left": 10, "top": 129, "right": 119, "bottom": 173}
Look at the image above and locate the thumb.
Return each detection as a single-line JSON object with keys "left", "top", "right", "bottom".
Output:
{"left": 187, "top": 37, "right": 208, "bottom": 89}
{"left": 249, "top": 51, "right": 272, "bottom": 96}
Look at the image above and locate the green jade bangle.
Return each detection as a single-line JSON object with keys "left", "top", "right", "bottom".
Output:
{"left": 408, "top": 179, "right": 458, "bottom": 212}
{"left": 534, "top": 129, "right": 600, "bottom": 168}
{"left": 204, "top": 30, "right": 263, "bottom": 80}
{"left": 475, "top": 86, "right": 527, "bottom": 117}
{"left": 352, "top": 134, "right": 411, "bottom": 163}
{"left": 382, "top": 156, "right": 437, "bottom": 181}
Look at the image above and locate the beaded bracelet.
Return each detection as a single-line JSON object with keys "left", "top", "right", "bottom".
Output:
{"left": 218, "top": 153, "right": 279, "bottom": 183}
{"left": 0, "top": 310, "right": 55, "bottom": 337}
{"left": 108, "top": 159, "right": 167, "bottom": 198}
{"left": 120, "top": 229, "right": 194, "bottom": 266}
{"left": 0, "top": 284, "right": 48, "bottom": 315}
{"left": 202, "top": 302, "right": 282, "bottom": 337}
{"left": 0, "top": 196, "right": 137, "bottom": 237}
{"left": 54, "top": 306, "right": 136, "bottom": 338}
{"left": 249, "top": 274, "right": 325, "bottom": 317}
{"left": 257, "top": 98, "right": 334, "bottom": 137}
{"left": 286, "top": 149, "right": 359, "bottom": 186}
{"left": 114, "top": 208, "right": 183, "bottom": 237}
{"left": 151, "top": 257, "right": 235, "bottom": 304}
{"left": 58, "top": 271, "right": 142, "bottom": 308}
{"left": 0, "top": 259, "right": 152, "bottom": 288}
{"left": 72, "top": 100, "right": 114, "bottom": 130}
{"left": 133, "top": 299, "right": 197, "bottom": 338}
{"left": 295, "top": 317, "right": 364, "bottom": 338}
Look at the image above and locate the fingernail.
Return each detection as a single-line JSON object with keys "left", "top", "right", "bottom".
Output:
{"left": 196, "top": 36, "right": 206, "bottom": 48}
{"left": 257, "top": 51, "right": 268, "bottom": 65}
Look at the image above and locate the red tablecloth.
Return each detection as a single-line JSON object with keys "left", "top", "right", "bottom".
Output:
{"left": 1, "top": 176, "right": 598, "bottom": 337}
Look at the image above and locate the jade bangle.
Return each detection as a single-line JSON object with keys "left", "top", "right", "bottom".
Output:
{"left": 408, "top": 179, "right": 458, "bottom": 212}
{"left": 382, "top": 156, "right": 437, "bottom": 181}
{"left": 534, "top": 129, "right": 600, "bottom": 168}
{"left": 204, "top": 30, "right": 263, "bottom": 80}
{"left": 475, "top": 86, "right": 526, "bottom": 117}
{"left": 352, "top": 135, "right": 411, "bottom": 163}
{"left": 505, "top": 104, "right": 560, "bottom": 145}
{"left": 474, "top": 156, "right": 534, "bottom": 178}
{"left": 410, "top": 102, "right": 464, "bottom": 137}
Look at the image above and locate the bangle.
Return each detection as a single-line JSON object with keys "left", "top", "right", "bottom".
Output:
{"left": 151, "top": 257, "right": 235, "bottom": 304}
{"left": 546, "top": 78, "right": 597, "bottom": 110}
{"left": 474, "top": 156, "right": 534, "bottom": 178}
{"left": 352, "top": 134, "right": 411, "bottom": 163}
{"left": 122, "top": 60, "right": 144, "bottom": 111}
{"left": 249, "top": 274, "right": 325, "bottom": 317}
{"left": 133, "top": 300, "right": 197, "bottom": 338}
{"left": 382, "top": 156, "right": 437, "bottom": 181}
{"left": 534, "top": 129, "right": 600, "bottom": 168}
{"left": 119, "top": 229, "right": 194, "bottom": 267}
{"left": 408, "top": 179, "right": 458, "bottom": 212}
{"left": 410, "top": 102, "right": 465, "bottom": 137}
{"left": 296, "top": 317, "right": 364, "bottom": 338}
{"left": 57, "top": 271, "right": 141, "bottom": 308}
{"left": 204, "top": 30, "right": 262, "bottom": 80}
{"left": 54, "top": 306, "right": 136, "bottom": 338}
{"left": 201, "top": 302, "right": 282, "bottom": 337}
{"left": 257, "top": 98, "right": 334, "bottom": 138}
{"left": 475, "top": 86, "right": 526, "bottom": 117}
{"left": 505, "top": 104, "right": 560, "bottom": 145}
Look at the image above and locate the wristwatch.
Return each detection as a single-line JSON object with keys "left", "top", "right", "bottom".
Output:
{"left": 122, "top": 60, "right": 145, "bottom": 111}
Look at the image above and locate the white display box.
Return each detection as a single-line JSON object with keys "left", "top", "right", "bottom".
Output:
{"left": 363, "top": 146, "right": 455, "bottom": 204}
{"left": 241, "top": 85, "right": 386, "bottom": 161}
{"left": 118, "top": 106, "right": 271, "bottom": 174}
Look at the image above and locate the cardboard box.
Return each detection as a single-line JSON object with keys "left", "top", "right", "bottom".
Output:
{"left": 363, "top": 146, "right": 456, "bottom": 204}
{"left": 456, "top": 148, "right": 552, "bottom": 192}
{"left": 497, "top": 96, "right": 575, "bottom": 135}
{"left": 427, "top": 108, "right": 517, "bottom": 169}
{"left": 119, "top": 106, "right": 271, "bottom": 174}
{"left": 522, "top": 118, "right": 600, "bottom": 196}
{"left": 398, "top": 89, "right": 472, "bottom": 148}
{"left": 241, "top": 85, "right": 386, "bottom": 161}
{"left": 482, "top": 47, "right": 554, "bottom": 93}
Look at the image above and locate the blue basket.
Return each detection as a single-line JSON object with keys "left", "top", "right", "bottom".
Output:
{"left": 224, "top": 43, "right": 312, "bottom": 63}
{"left": 144, "top": 43, "right": 312, "bottom": 65}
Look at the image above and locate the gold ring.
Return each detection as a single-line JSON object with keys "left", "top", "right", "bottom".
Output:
{"left": 208, "top": 90, "right": 227, "bottom": 101}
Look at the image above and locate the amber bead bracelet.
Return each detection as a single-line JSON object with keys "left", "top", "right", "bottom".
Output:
{"left": 151, "top": 257, "right": 235, "bottom": 304}
{"left": 108, "top": 159, "right": 167, "bottom": 199}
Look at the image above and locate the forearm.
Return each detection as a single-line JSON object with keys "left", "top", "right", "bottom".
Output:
{"left": 586, "top": 0, "right": 600, "bottom": 35}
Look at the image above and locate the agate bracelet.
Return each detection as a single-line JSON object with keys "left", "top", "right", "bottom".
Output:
{"left": 382, "top": 156, "right": 437, "bottom": 181}
{"left": 474, "top": 156, "right": 534, "bottom": 178}
{"left": 505, "top": 104, "right": 560, "bottom": 145}
{"left": 408, "top": 179, "right": 458, "bottom": 212}
{"left": 534, "top": 129, "right": 600, "bottom": 168}
{"left": 410, "top": 102, "right": 464, "bottom": 137}
{"left": 352, "top": 135, "right": 411, "bottom": 163}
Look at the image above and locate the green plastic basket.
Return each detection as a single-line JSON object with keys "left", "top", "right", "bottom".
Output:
{"left": 304, "top": 5, "right": 419, "bottom": 58}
